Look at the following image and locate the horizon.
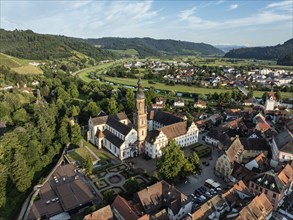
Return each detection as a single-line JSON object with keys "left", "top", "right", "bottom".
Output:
{"left": 1, "top": 0, "right": 292, "bottom": 47}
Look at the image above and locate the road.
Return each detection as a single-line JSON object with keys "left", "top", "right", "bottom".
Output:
{"left": 177, "top": 132, "right": 226, "bottom": 195}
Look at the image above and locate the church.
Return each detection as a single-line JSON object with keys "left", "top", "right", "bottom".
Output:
{"left": 87, "top": 79, "right": 199, "bottom": 160}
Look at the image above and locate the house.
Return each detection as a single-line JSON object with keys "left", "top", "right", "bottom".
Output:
{"left": 240, "top": 138, "right": 270, "bottom": 162}
{"left": 215, "top": 137, "right": 270, "bottom": 181}
{"left": 235, "top": 193, "right": 273, "bottom": 220}
{"left": 192, "top": 194, "right": 230, "bottom": 220}
{"left": 215, "top": 137, "right": 243, "bottom": 181}
{"left": 271, "top": 129, "right": 293, "bottom": 162}
{"left": 193, "top": 100, "right": 207, "bottom": 109}
{"left": 248, "top": 164, "right": 293, "bottom": 210}
{"left": 112, "top": 195, "right": 139, "bottom": 220}
{"left": 253, "top": 113, "right": 272, "bottom": 134}
{"left": 136, "top": 180, "right": 192, "bottom": 220}
{"left": 173, "top": 98, "right": 185, "bottom": 107}
{"left": 88, "top": 112, "right": 138, "bottom": 160}
{"left": 144, "top": 121, "right": 199, "bottom": 158}
{"left": 204, "top": 127, "right": 232, "bottom": 150}
{"left": 209, "top": 114, "right": 222, "bottom": 125}
{"left": 83, "top": 205, "right": 113, "bottom": 220}
{"left": 151, "top": 97, "right": 165, "bottom": 109}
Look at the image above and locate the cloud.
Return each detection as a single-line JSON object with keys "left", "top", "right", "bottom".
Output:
{"left": 266, "top": 1, "right": 292, "bottom": 11}
{"left": 228, "top": 4, "right": 238, "bottom": 11}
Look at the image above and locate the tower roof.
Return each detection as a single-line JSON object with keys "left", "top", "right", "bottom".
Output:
{"left": 136, "top": 78, "right": 145, "bottom": 99}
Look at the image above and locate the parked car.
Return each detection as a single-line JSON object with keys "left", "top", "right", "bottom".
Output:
{"left": 199, "top": 186, "right": 207, "bottom": 193}
{"left": 194, "top": 190, "right": 201, "bottom": 197}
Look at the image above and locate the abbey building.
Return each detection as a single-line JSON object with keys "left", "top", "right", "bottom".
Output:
{"left": 87, "top": 79, "right": 199, "bottom": 160}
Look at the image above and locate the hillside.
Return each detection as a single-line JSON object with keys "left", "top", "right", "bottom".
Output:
{"left": 224, "top": 39, "right": 293, "bottom": 62}
{"left": 215, "top": 45, "right": 246, "bottom": 53}
{"left": 0, "top": 29, "right": 114, "bottom": 60}
{"left": 86, "top": 37, "right": 225, "bottom": 57}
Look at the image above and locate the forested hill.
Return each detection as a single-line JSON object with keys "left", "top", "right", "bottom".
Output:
{"left": 224, "top": 39, "right": 293, "bottom": 62}
{"left": 86, "top": 37, "right": 225, "bottom": 57}
{"left": 0, "top": 29, "right": 114, "bottom": 60}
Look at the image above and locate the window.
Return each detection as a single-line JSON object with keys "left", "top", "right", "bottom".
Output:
{"left": 265, "top": 189, "right": 268, "bottom": 194}
{"left": 255, "top": 186, "right": 258, "bottom": 190}
{"left": 142, "top": 130, "right": 144, "bottom": 136}
{"left": 251, "top": 183, "right": 254, "bottom": 188}
{"left": 273, "top": 193, "right": 276, "bottom": 198}
{"left": 260, "top": 188, "right": 262, "bottom": 192}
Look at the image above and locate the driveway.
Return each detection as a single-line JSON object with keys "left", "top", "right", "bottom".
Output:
{"left": 125, "top": 155, "right": 157, "bottom": 174}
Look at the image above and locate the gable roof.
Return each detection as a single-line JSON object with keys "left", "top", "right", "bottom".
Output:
{"left": 159, "top": 121, "right": 192, "bottom": 139}
{"left": 145, "top": 130, "right": 162, "bottom": 144}
{"left": 103, "top": 129, "right": 124, "bottom": 148}
{"left": 240, "top": 138, "right": 270, "bottom": 151}
{"left": 251, "top": 171, "right": 286, "bottom": 194}
{"left": 136, "top": 180, "right": 188, "bottom": 215}
{"left": 236, "top": 193, "right": 272, "bottom": 220}
{"left": 225, "top": 137, "right": 243, "bottom": 162}
{"left": 274, "top": 129, "right": 293, "bottom": 154}
{"left": 112, "top": 195, "right": 139, "bottom": 220}
{"left": 148, "top": 110, "right": 183, "bottom": 125}
{"left": 84, "top": 205, "right": 113, "bottom": 220}
{"left": 106, "top": 117, "right": 132, "bottom": 136}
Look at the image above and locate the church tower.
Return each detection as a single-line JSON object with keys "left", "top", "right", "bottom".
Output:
{"left": 133, "top": 78, "right": 147, "bottom": 155}
{"left": 265, "top": 90, "right": 276, "bottom": 112}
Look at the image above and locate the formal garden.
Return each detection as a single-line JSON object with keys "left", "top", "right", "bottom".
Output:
{"left": 89, "top": 162, "right": 156, "bottom": 203}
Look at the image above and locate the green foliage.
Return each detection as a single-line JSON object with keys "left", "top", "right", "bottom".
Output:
{"left": 103, "top": 189, "right": 115, "bottom": 204}
{"left": 84, "top": 155, "right": 93, "bottom": 175}
{"left": 225, "top": 38, "right": 293, "bottom": 63}
{"left": 107, "top": 97, "right": 118, "bottom": 114}
{"left": 85, "top": 101, "right": 100, "bottom": 117}
{"left": 125, "top": 89, "right": 135, "bottom": 114}
{"left": 277, "top": 52, "right": 293, "bottom": 66}
{"left": 87, "top": 37, "right": 224, "bottom": 57}
{"left": 0, "top": 29, "right": 114, "bottom": 60}
{"left": 70, "top": 124, "right": 82, "bottom": 146}
{"left": 190, "top": 152, "right": 200, "bottom": 170}
{"left": 157, "top": 140, "right": 194, "bottom": 182}
{"left": 123, "top": 176, "right": 140, "bottom": 196}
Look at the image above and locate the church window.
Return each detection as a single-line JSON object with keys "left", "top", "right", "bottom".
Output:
{"left": 142, "top": 130, "right": 144, "bottom": 136}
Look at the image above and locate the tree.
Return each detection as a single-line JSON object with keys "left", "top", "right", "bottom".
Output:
{"left": 12, "top": 108, "right": 30, "bottom": 124}
{"left": 84, "top": 155, "right": 93, "bottom": 175}
{"left": 275, "top": 91, "right": 282, "bottom": 101}
{"left": 86, "top": 101, "right": 100, "bottom": 117}
{"left": 103, "top": 189, "right": 115, "bottom": 204}
{"left": 123, "top": 176, "right": 140, "bottom": 196}
{"left": 70, "top": 124, "right": 82, "bottom": 146}
{"left": 125, "top": 89, "right": 135, "bottom": 113}
{"left": 58, "top": 119, "right": 70, "bottom": 145}
{"left": 157, "top": 140, "right": 193, "bottom": 182}
{"left": 190, "top": 152, "right": 200, "bottom": 170}
{"left": 11, "top": 151, "right": 32, "bottom": 192}
{"left": 0, "top": 164, "right": 8, "bottom": 208}
{"left": 262, "top": 91, "right": 268, "bottom": 103}
{"left": 107, "top": 97, "right": 118, "bottom": 114}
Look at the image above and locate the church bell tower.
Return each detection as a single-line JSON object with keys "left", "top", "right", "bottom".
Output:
{"left": 133, "top": 78, "right": 147, "bottom": 155}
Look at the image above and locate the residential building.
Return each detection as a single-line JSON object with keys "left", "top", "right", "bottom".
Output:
{"left": 271, "top": 129, "right": 293, "bottom": 162}
{"left": 136, "top": 180, "right": 192, "bottom": 220}
{"left": 173, "top": 98, "right": 185, "bottom": 107}
{"left": 193, "top": 100, "right": 207, "bottom": 109}
{"left": 235, "top": 193, "right": 273, "bottom": 220}
{"left": 215, "top": 137, "right": 243, "bottom": 181}
{"left": 112, "top": 195, "right": 139, "bottom": 220}
{"left": 83, "top": 205, "right": 113, "bottom": 220}
{"left": 248, "top": 164, "right": 293, "bottom": 210}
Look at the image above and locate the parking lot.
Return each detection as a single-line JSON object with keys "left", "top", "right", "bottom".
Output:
{"left": 177, "top": 132, "right": 226, "bottom": 196}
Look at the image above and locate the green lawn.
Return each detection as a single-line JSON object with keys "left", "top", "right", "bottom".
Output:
{"left": 77, "top": 59, "right": 292, "bottom": 99}
{"left": 67, "top": 146, "right": 96, "bottom": 164}
{"left": 82, "top": 139, "right": 115, "bottom": 160}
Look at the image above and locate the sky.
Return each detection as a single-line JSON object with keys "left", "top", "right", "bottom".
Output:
{"left": 1, "top": 0, "right": 292, "bottom": 46}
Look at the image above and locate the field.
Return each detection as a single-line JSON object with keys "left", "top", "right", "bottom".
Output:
{"left": 108, "top": 49, "right": 139, "bottom": 56}
{"left": 77, "top": 59, "right": 292, "bottom": 99}
{"left": 0, "top": 53, "right": 43, "bottom": 74}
